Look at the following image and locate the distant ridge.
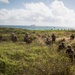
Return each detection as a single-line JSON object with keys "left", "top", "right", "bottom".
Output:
{"left": 0, "top": 25, "right": 74, "bottom": 30}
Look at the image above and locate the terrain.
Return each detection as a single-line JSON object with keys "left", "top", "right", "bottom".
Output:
{"left": 0, "top": 27, "right": 75, "bottom": 75}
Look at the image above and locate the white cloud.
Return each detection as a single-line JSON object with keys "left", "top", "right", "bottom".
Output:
{"left": 0, "top": 0, "right": 75, "bottom": 27}
{"left": 0, "top": 0, "right": 9, "bottom": 3}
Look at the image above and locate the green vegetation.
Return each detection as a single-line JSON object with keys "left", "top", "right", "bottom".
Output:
{"left": 0, "top": 27, "right": 75, "bottom": 75}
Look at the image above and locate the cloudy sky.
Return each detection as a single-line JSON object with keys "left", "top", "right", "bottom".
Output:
{"left": 0, "top": 0, "right": 75, "bottom": 27}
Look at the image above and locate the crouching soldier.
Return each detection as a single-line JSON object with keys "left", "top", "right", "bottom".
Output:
{"left": 66, "top": 45, "right": 75, "bottom": 62}
{"left": 58, "top": 42, "right": 66, "bottom": 51}
{"left": 11, "top": 33, "right": 17, "bottom": 42}
{"left": 45, "top": 38, "right": 51, "bottom": 45}
{"left": 70, "top": 34, "right": 74, "bottom": 40}
{"left": 24, "top": 32, "right": 32, "bottom": 44}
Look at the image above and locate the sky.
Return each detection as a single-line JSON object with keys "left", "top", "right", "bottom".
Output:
{"left": 0, "top": 0, "right": 75, "bottom": 27}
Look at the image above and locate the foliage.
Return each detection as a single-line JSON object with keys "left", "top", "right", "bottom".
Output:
{"left": 0, "top": 27, "right": 75, "bottom": 75}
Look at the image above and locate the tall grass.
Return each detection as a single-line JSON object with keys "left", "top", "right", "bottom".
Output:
{"left": 0, "top": 27, "right": 75, "bottom": 75}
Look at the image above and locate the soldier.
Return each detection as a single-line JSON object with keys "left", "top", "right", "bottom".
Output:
{"left": 58, "top": 42, "right": 66, "bottom": 50}
{"left": 45, "top": 37, "right": 51, "bottom": 45}
{"left": 24, "top": 32, "right": 32, "bottom": 44}
{"left": 70, "top": 34, "right": 74, "bottom": 40}
{"left": 66, "top": 45, "right": 75, "bottom": 62}
{"left": 51, "top": 33, "right": 56, "bottom": 43}
{"left": 24, "top": 32, "right": 29, "bottom": 42}
{"left": 11, "top": 33, "right": 17, "bottom": 42}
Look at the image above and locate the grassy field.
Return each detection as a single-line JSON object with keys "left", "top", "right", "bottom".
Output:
{"left": 0, "top": 27, "right": 75, "bottom": 75}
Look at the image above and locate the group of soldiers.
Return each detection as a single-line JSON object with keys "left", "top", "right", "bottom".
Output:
{"left": 45, "top": 33, "right": 56, "bottom": 45}
{"left": 0, "top": 32, "right": 75, "bottom": 62}
{"left": 45, "top": 33, "right": 75, "bottom": 62}
{"left": 0, "top": 32, "right": 33, "bottom": 44}
{"left": 58, "top": 42, "right": 75, "bottom": 62}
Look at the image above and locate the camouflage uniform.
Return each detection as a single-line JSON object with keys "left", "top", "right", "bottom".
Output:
{"left": 58, "top": 42, "right": 66, "bottom": 50}
{"left": 45, "top": 38, "right": 51, "bottom": 45}
{"left": 24, "top": 32, "right": 32, "bottom": 44}
{"left": 70, "top": 34, "right": 74, "bottom": 40}
{"left": 66, "top": 45, "right": 75, "bottom": 62}
{"left": 11, "top": 33, "right": 17, "bottom": 42}
{"left": 51, "top": 33, "right": 56, "bottom": 43}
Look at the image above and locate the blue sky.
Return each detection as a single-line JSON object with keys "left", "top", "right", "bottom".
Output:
{"left": 0, "top": 0, "right": 75, "bottom": 27}
{"left": 0, "top": 0, "right": 75, "bottom": 10}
